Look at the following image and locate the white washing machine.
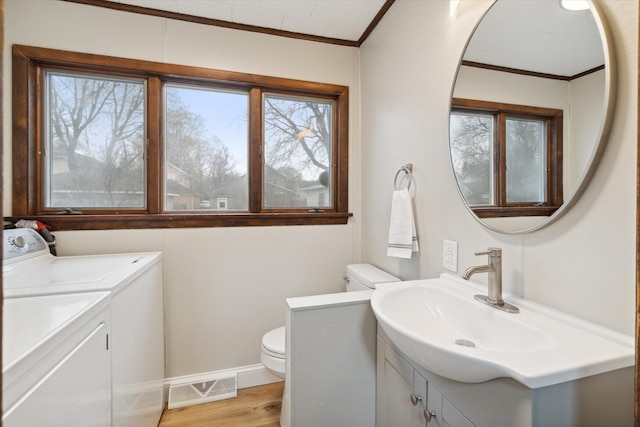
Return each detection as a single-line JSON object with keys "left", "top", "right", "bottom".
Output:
{"left": 2, "top": 228, "right": 165, "bottom": 427}
{"left": 3, "top": 291, "right": 112, "bottom": 426}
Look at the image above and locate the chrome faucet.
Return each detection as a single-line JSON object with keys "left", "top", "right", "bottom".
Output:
{"left": 463, "top": 248, "right": 519, "bottom": 314}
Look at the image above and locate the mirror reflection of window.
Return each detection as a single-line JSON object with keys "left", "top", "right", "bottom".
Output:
{"left": 449, "top": 112, "right": 494, "bottom": 206}
{"left": 450, "top": 99, "right": 563, "bottom": 218}
{"left": 505, "top": 117, "right": 546, "bottom": 204}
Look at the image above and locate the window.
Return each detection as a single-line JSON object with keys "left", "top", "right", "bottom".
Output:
{"left": 263, "top": 94, "right": 333, "bottom": 209}
{"left": 164, "top": 84, "right": 249, "bottom": 212}
{"left": 450, "top": 98, "right": 563, "bottom": 218}
{"left": 44, "top": 71, "right": 146, "bottom": 209}
{"left": 11, "top": 45, "right": 350, "bottom": 230}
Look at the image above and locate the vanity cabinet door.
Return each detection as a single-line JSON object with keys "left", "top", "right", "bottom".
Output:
{"left": 413, "top": 370, "right": 431, "bottom": 427}
{"left": 377, "top": 336, "right": 476, "bottom": 427}
{"left": 378, "top": 341, "right": 447, "bottom": 427}
{"left": 378, "top": 343, "right": 415, "bottom": 427}
{"left": 441, "top": 395, "right": 475, "bottom": 427}
{"left": 427, "top": 382, "right": 475, "bottom": 427}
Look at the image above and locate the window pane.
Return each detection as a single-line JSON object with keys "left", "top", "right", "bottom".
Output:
{"left": 164, "top": 85, "right": 249, "bottom": 211}
{"left": 506, "top": 118, "right": 546, "bottom": 204}
{"left": 263, "top": 95, "right": 333, "bottom": 209}
{"left": 45, "top": 72, "right": 145, "bottom": 209}
{"left": 449, "top": 112, "right": 494, "bottom": 206}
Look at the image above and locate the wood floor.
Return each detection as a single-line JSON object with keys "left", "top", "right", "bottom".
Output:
{"left": 159, "top": 381, "right": 284, "bottom": 427}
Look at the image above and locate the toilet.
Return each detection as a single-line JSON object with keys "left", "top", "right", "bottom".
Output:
{"left": 260, "top": 263, "right": 400, "bottom": 380}
{"left": 261, "top": 325, "right": 286, "bottom": 379}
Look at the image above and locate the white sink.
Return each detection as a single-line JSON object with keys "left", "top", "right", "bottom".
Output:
{"left": 371, "top": 274, "right": 634, "bottom": 388}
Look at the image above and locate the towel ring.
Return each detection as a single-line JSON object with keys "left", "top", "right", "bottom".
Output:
{"left": 394, "top": 164, "right": 413, "bottom": 190}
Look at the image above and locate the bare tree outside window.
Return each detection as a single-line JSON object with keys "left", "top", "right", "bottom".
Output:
{"left": 450, "top": 112, "right": 494, "bottom": 206}
{"left": 263, "top": 95, "right": 332, "bottom": 208}
{"left": 164, "top": 85, "right": 248, "bottom": 211}
{"left": 46, "top": 72, "right": 145, "bottom": 208}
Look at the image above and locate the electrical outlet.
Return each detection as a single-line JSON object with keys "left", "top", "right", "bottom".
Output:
{"left": 443, "top": 240, "right": 458, "bottom": 272}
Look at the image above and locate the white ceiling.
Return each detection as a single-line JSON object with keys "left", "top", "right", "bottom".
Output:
{"left": 110, "top": 0, "right": 388, "bottom": 43}
{"left": 464, "top": 0, "right": 605, "bottom": 78}
{"left": 90, "top": 0, "right": 605, "bottom": 77}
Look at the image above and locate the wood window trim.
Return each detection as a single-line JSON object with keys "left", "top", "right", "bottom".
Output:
{"left": 451, "top": 98, "right": 563, "bottom": 219}
{"left": 10, "top": 44, "right": 351, "bottom": 230}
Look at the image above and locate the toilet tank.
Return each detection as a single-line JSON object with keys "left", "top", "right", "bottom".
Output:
{"left": 346, "top": 264, "right": 399, "bottom": 292}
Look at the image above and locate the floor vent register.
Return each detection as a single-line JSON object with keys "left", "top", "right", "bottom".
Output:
{"left": 168, "top": 373, "right": 238, "bottom": 409}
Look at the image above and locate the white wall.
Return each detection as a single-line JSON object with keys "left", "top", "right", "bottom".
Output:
{"left": 360, "top": 0, "right": 637, "bottom": 335}
{"left": 3, "top": 0, "right": 360, "bottom": 377}
{"left": 569, "top": 70, "right": 607, "bottom": 189}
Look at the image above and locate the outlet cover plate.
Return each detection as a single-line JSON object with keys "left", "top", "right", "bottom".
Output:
{"left": 443, "top": 240, "right": 458, "bottom": 272}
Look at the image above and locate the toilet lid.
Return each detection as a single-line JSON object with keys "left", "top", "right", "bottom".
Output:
{"left": 262, "top": 326, "right": 285, "bottom": 356}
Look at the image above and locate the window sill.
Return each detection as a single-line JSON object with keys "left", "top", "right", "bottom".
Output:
{"left": 472, "top": 206, "right": 559, "bottom": 218}
{"left": 5, "top": 212, "right": 353, "bottom": 231}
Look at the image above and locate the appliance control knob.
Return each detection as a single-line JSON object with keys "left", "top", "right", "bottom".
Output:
{"left": 12, "top": 236, "right": 27, "bottom": 249}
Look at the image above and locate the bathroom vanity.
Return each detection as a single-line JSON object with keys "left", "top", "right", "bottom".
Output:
{"left": 378, "top": 325, "right": 634, "bottom": 427}
{"left": 377, "top": 328, "right": 633, "bottom": 426}
{"left": 373, "top": 275, "right": 634, "bottom": 427}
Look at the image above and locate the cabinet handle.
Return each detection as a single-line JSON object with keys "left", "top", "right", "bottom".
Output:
{"left": 410, "top": 394, "right": 422, "bottom": 406}
{"left": 424, "top": 409, "right": 436, "bottom": 422}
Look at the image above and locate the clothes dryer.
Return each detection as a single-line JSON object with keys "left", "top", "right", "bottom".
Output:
{"left": 3, "top": 228, "right": 165, "bottom": 427}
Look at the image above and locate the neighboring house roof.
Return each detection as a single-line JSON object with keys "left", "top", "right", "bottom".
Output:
{"left": 53, "top": 153, "right": 196, "bottom": 195}
{"left": 165, "top": 178, "right": 193, "bottom": 196}
{"left": 51, "top": 153, "right": 143, "bottom": 192}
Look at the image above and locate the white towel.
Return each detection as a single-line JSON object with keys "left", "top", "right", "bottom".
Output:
{"left": 387, "top": 189, "right": 419, "bottom": 259}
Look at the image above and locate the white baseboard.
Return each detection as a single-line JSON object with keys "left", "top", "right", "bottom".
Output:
{"left": 163, "top": 364, "right": 282, "bottom": 403}
{"left": 234, "top": 364, "right": 283, "bottom": 389}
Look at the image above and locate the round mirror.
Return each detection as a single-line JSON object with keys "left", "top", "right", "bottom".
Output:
{"left": 449, "top": 0, "right": 615, "bottom": 234}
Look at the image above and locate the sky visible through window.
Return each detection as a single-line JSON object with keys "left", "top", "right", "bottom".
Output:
{"left": 174, "top": 86, "right": 249, "bottom": 175}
